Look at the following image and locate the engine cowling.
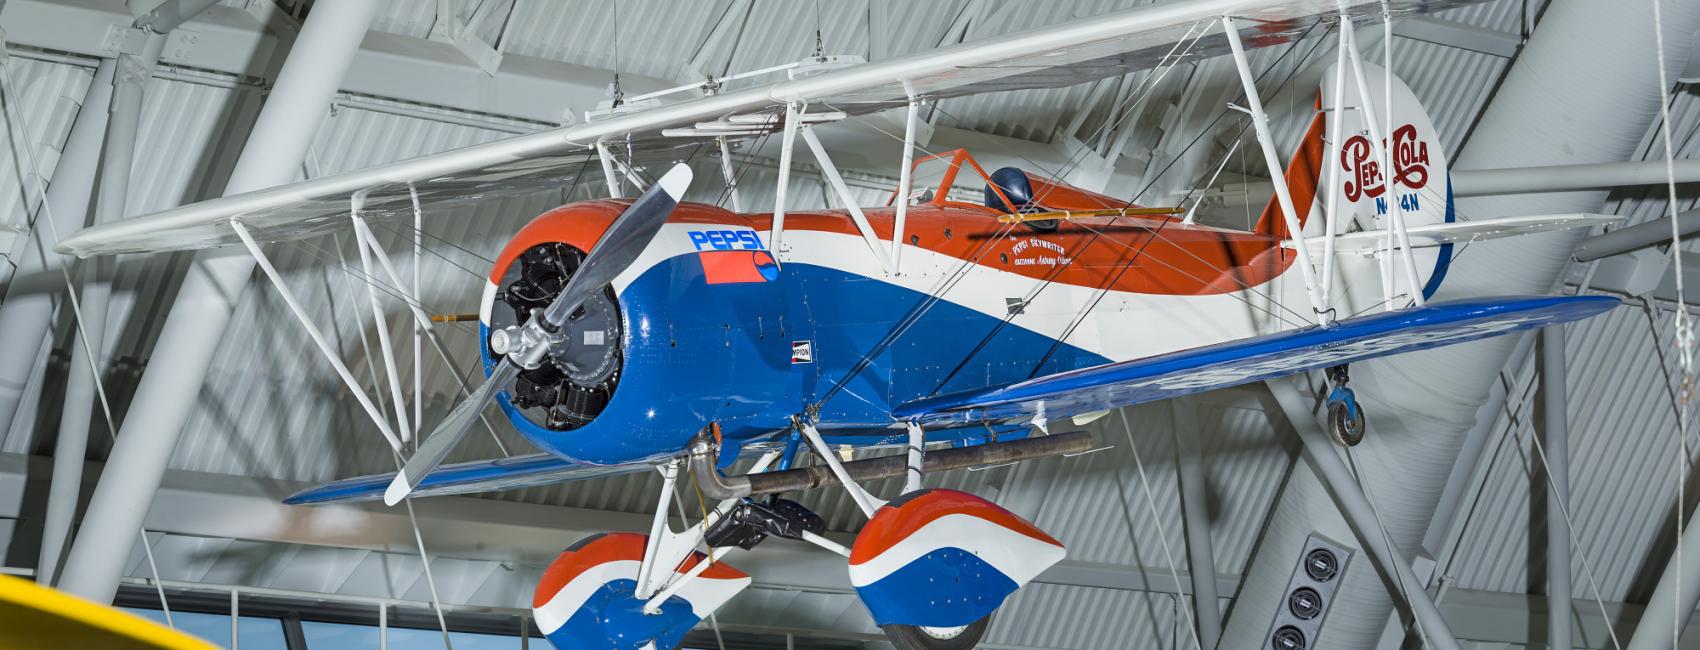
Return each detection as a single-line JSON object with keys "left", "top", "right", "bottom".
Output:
{"left": 485, "top": 241, "right": 622, "bottom": 431}
{"left": 479, "top": 200, "right": 800, "bottom": 465}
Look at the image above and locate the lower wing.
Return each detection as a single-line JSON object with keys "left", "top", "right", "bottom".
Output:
{"left": 895, "top": 295, "right": 1618, "bottom": 425}
{"left": 283, "top": 453, "right": 655, "bottom": 505}
{"left": 1287, "top": 213, "right": 1621, "bottom": 258}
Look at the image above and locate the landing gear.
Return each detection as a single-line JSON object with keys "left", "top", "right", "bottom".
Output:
{"left": 1325, "top": 365, "right": 1365, "bottom": 447}
{"left": 705, "top": 498, "right": 826, "bottom": 550}
{"left": 881, "top": 615, "right": 993, "bottom": 650}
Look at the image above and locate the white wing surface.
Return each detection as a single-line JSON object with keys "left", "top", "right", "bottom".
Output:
{"left": 56, "top": 0, "right": 1483, "bottom": 258}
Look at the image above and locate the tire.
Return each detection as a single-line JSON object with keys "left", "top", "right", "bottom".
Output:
{"left": 1328, "top": 400, "right": 1366, "bottom": 447}
{"left": 880, "top": 615, "right": 992, "bottom": 650}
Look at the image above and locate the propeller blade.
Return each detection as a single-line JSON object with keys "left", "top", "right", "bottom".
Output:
{"left": 385, "top": 359, "right": 519, "bottom": 505}
{"left": 542, "top": 163, "right": 692, "bottom": 328}
{"left": 385, "top": 163, "right": 692, "bottom": 506}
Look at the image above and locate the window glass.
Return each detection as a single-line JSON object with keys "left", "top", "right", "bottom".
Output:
{"left": 121, "top": 608, "right": 288, "bottom": 650}
{"left": 302, "top": 621, "right": 526, "bottom": 649}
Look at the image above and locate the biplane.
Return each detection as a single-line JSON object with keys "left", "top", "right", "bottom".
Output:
{"left": 55, "top": 0, "right": 1620, "bottom": 647}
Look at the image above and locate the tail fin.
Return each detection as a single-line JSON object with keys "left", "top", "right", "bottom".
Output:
{"left": 1261, "top": 61, "right": 1455, "bottom": 296}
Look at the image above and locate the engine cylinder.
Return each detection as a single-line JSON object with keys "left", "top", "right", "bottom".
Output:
{"left": 485, "top": 241, "right": 622, "bottom": 431}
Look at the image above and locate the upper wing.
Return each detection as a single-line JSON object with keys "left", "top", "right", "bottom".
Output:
{"left": 894, "top": 295, "right": 1619, "bottom": 426}
{"left": 56, "top": 0, "right": 1485, "bottom": 258}
{"left": 1288, "top": 213, "right": 1623, "bottom": 257}
{"left": 282, "top": 453, "right": 654, "bottom": 505}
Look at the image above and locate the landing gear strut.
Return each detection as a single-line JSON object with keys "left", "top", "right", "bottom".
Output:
{"left": 1325, "top": 365, "right": 1365, "bottom": 447}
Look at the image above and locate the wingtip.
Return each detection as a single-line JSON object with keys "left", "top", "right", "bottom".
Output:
{"left": 657, "top": 164, "right": 693, "bottom": 202}
{"left": 383, "top": 473, "right": 411, "bottom": 506}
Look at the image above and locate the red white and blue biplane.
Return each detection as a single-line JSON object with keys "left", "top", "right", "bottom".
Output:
{"left": 55, "top": 0, "right": 1620, "bottom": 647}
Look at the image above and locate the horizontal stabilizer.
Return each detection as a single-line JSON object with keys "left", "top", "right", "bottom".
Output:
{"left": 895, "top": 295, "right": 1619, "bottom": 426}
{"left": 1286, "top": 213, "right": 1621, "bottom": 257}
{"left": 283, "top": 453, "right": 654, "bottom": 505}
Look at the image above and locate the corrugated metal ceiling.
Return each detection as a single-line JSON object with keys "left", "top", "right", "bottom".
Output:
{"left": 6, "top": 0, "right": 1696, "bottom": 647}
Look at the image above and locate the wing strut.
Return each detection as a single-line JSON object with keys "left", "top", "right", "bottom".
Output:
{"left": 1339, "top": 14, "right": 1426, "bottom": 308}
{"left": 892, "top": 95, "right": 920, "bottom": 272}
{"left": 801, "top": 125, "right": 895, "bottom": 273}
{"left": 232, "top": 219, "right": 404, "bottom": 452}
{"left": 1222, "top": 15, "right": 1330, "bottom": 325}
{"left": 769, "top": 101, "right": 803, "bottom": 252}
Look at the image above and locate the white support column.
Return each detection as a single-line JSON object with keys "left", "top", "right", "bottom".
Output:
{"left": 42, "top": 0, "right": 218, "bottom": 586}
{"left": 0, "top": 59, "right": 114, "bottom": 433}
{"left": 903, "top": 422, "right": 925, "bottom": 495}
{"left": 891, "top": 98, "right": 918, "bottom": 272}
{"left": 643, "top": 545, "right": 735, "bottom": 613}
{"left": 42, "top": 31, "right": 165, "bottom": 586}
{"left": 1377, "top": 15, "right": 1397, "bottom": 305}
{"left": 1381, "top": 11, "right": 1422, "bottom": 307}
{"left": 769, "top": 101, "right": 801, "bottom": 253}
{"left": 1221, "top": 16, "right": 1327, "bottom": 324}
{"left": 350, "top": 217, "right": 508, "bottom": 456}
{"left": 1341, "top": 22, "right": 1424, "bottom": 308}
{"left": 232, "top": 221, "right": 402, "bottom": 453}
{"left": 1319, "top": 16, "right": 1350, "bottom": 310}
{"left": 799, "top": 422, "right": 886, "bottom": 518}
{"left": 638, "top": 451, "right": 779, "bottom": 614}
{"left": 595, "top": 141, "right": 622, "bottom": 198}
{"left": 799, "top": 126, "right": 893, "bottom": 272}
{"left": 28, "top": 58, "right": 117, "bottom": 588}
{"left": 799, "top": 530, "right": 852, "bottom": 557}
{"left": 410, "top": 186, "right": 422, "bottom": 445}
{"left": 58, "top": 0, "right": 383, "bottom": 604}
{"left": 229, "top": 589, "right": 239, "bottom": 650}
{"left": 611, "top": 153, "right": 647, "bottom": 192}
{"left": 716, "top": 137, "right": 742, "bottom": 212}
{"left": 1541, "top": 326, "right": 1572, "bottom": 650}
{"left": 635, "top": 461, "right": 678, "bottom": 600}
{"left": 351, "top": 207, "right": 413, "bottom": 443}
{"left": 1172, "top": 400, "right": 1220, "bottom": 650}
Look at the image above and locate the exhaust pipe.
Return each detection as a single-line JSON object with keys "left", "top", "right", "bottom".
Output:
{"left": 690, "top": 430, "right": 1096, "bottom": 500}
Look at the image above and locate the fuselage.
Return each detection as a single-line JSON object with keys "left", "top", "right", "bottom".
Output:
{"left": 479, "top": 191, "right": 1442, "bottom": 466}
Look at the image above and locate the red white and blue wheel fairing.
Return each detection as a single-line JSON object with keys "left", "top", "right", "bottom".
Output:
{"left": 532, "top": 533, "right": 749, "bottom": 649}
{"left": 849, "top": 489, "right": 1066, "bottom": 627}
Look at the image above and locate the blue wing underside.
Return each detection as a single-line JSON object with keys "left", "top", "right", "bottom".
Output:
{"left": 286, "top": 295, "right": 1614, "bottom": 506}
{"left": 282, "top": 454, "right": 652, "bottom": 505}
{"left": 894, "top": 295, "right": 1618, "bottom": 426}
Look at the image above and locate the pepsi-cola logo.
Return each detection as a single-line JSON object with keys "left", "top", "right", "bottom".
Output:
{"left": 1341, "top": 124, "right": 1431, "bottom": 202}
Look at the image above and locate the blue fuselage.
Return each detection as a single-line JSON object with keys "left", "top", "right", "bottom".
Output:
{"left": 481, "top": 207, "right": 1107, "bottom": 465}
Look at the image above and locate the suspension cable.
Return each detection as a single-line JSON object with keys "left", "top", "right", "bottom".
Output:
{"left": 1117, "top": 410, "right": 1202, "bottom": 650}
{"left": 0, "top": 56, "right": 175, "bottom": 625}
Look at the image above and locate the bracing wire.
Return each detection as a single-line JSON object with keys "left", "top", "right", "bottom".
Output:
{"left": 1342, "top": 446, "right": 1433, "bottom": 648}
{"left": 0, "top": 54, "right": 176, "bottom": 626}
{"left": 1117, "top": 410, "right": 1202, "bottom": 650}
{"left": 918, "top": 21, "right": 1331, "bottom": 394}
{"left": 1523, "top": 408, "right": 1626, "bottom": 650}
{"left": 1649, "top": 0, "right": 1691, "bottom": 641}
{"left": 401, "top": 482, "right": 456, "bottom": 650}
{"left": 804, "top": 20, "right": 1231, "bottom": 408}
{"left": 303, "top": 147, "right": 455, "bottom": 643}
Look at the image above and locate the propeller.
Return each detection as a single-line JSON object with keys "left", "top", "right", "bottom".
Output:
{"left": 384, "top": 163, "right": 693, "bottom": 506}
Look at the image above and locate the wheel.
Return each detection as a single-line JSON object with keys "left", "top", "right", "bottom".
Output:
{"left": 1328, "top": 399, "right": 1366, "bottom": 447}
{"left": 880, "top": 615, "right": 992, "bottom": 650}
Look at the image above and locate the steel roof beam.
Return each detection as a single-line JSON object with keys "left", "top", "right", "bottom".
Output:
{"left": 1393, "top": 15, "right": 1520, "bottom": 59}
{"left": 0, "top": 0, "right": 675, "bottom": 125}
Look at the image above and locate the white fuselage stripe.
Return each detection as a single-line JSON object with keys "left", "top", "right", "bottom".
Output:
{"left": 848, "top": 514, "right": 1066, "bottom": 587}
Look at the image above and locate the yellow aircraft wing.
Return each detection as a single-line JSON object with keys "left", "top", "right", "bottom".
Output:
{"left": 0, "top": 574, "right": 217, "bottom": 650}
